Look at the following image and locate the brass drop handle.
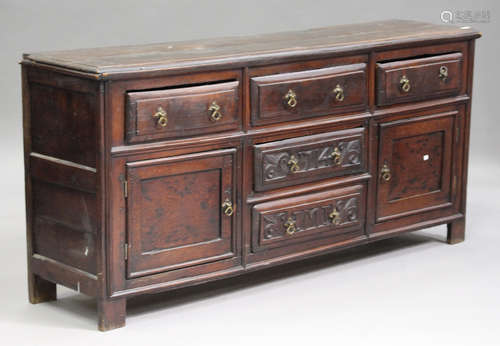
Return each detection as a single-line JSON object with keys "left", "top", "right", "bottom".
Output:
{"left": 333, "top": 84, "right": 345, "bottom": 102}
{"left": 400, "top": 75, "right": 411, "bottom": 93}
{"left": 284, "top": 89, "right": 298, "bottom": 108}
{"left": 329, "top": 207, "right": 341, "bottom": 225}
{"left": 381, "top": 163, "right": 391, "bottom": 182}
{"left": 331, "top": 147, "right": 342, "bottom": 165}
{"left": 439, "top": 66, "right": 448, "bottom": 82}
{"left": 287, "top": 155, "right": 300, "bottom": 173}
{"left": 284, "top": 217, "right": 297, "bottom": 235}
{"left": 152, "top": 106, "right": 168, "bottom": 127}
{"left": 208, "top": 101, "right": 223, "bottom": 121}
{"left": 222, "top": 198, "right": 234, "bottom": 216}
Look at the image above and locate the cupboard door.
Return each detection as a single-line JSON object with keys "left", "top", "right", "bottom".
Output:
{"left": 376, "top": 110, "right": 460, "bottom": 222}
{"left": 125, "top": 149, "right": 237, "bottom": 279}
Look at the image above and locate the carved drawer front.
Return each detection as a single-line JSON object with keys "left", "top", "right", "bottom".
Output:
{"left": 250, "top": 63, "right": 367, "bottom": 126}
{"left": 376, "top": 53, "right": 463, "bottom": 106}
{"left": 252, "top": 185, "right": 365, "bottom": 252}
{"left": 126, "top": 81, "right": 240, "bottom": 143}
{"left": 125, "top": 149, "right": 237, "bottom": 279}
{"left": 376, "top": 108, "right": 462, "bottom": 222}
{"left": 254, "top": 127, "right": 366, "bottom": 192}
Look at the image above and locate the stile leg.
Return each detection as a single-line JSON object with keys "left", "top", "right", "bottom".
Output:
{"left": 28, "top": 274, "right": 56, "bottom": 304}
{"left": 447, "top": 218, "right": 466, "bottom": 244}
{"left": 97, "top": 298, "right": 126, "bottom": 331}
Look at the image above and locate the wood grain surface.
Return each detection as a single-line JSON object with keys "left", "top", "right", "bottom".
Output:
{"left": 22, "top": 20, "right": 480, "bottom": 76}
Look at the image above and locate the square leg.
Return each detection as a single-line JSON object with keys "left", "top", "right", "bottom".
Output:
{"left": 98, "top": 298, "right": 126, "bottom": 331}
{"left": 447, "top": 218, "right": 465, "bottom": 244}
{"left": 28, "top": 274, "right": 56, "bottom": 304}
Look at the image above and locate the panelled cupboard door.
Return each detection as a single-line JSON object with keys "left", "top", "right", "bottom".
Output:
{"left": 376, "top": 107, "right": 462, "bottom": 222}
{"left": 125, "top": 149, "right": 237, "bottom": 279}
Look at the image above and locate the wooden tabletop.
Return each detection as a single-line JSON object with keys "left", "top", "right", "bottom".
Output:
{"left": 22, "top": 20, "right": 480, "bottom": 76}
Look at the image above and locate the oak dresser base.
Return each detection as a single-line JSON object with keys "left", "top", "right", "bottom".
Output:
{"left": 21, "top": 20, "right": 480, "bottom": 330}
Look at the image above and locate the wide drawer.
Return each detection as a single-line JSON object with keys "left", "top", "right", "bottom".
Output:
{"left": 251, "top": 185, "right": 365, "bottom": 252}
{"left": 250, "top": 64, "right": 367, "bottom": 126}
{"left": 376, "top": 53, "right": 463, "bottom": 106}
{"left": 126, "top": 81, "right": 240, "bottom": 143}
{"left": 254, "top": 127, "right": 366, "bottom": 192}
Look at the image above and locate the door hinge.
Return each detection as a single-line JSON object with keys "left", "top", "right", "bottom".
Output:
{"left": 124, "top": 243, "right": 129, "bottom": 261}
{"left": 123, "top": 180, "right": 128, "bottom": 198}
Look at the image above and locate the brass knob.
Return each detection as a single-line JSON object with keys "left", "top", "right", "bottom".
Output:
{"left": 439, "top": 66, "right": 448, "bottom": 82}
{"left": 381, "top": 163, "right": 391, "bottom": 182}
{"left": 221, "top": 198, "right": 234, "bottom": 216}
{"left": 284, "top": 217, "right": 297, "bottom": 235}
{"left": 208, "top": 101, "right": 223, "bottom": 121}
{"left": 331, "top": 147, "right": 342, "bottom": 165}
{"left": 152, "top": 106, "right": 168, "bottom": 127}
{"left": 400, "top": 75, "right": 410, "bottom": 93}
{"left": 287, "top": 155, "right": 300, "bottom": 173}
{"left": 284, "top": 89, "right": 298, "bottom": 108}
{"left": 333, "top": 84, "right": 345, "bottom": 102}
{"left": 329, "top": 207, "right": 341, "bottom": 225}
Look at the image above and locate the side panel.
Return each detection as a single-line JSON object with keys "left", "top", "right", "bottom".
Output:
{"left": 23, "top": 66, "right": 101, "bottom": 296}
{"left": 30, "top": 82, "right": 97, "bottom": 167}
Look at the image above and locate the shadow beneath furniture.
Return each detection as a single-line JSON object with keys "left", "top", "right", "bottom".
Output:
{"left": 126, "top": 229, "right": 445, "bottom": 317}
{"left": 13, "top": 229, "right": 445, "bottom": 330}
{"left": 14, "top": 290, "right": 97, "bottom": 330}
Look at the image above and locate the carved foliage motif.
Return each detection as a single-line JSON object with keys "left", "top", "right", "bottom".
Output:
{"left": 261, "top": 196, "right": 359, "bottom": 241}
{"left": 262, "top": 138, "right": 361, "bottom": 182}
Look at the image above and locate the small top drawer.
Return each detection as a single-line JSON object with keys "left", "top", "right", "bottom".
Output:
{"left": 126, "top": 81, "right": 240, "bottom": 143}
{"left": 250, "top": 64, "right": 367, "bottom": 126}
{"left": 376, "top": 53, "right": 463, "bottom": 106}
{"left": 254, "top": 127, "right": 366, "bottom": 192}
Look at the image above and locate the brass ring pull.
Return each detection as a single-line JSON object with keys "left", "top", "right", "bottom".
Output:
{"left": 284, "top": 89, "right": 298, "bottom": 108}
{"left": 287, "top": 155, "right": 300, "bottom": 173}
{"left": 333, "top": 84, "right": 345, "bottom": 102}
{"left": 400, "top": 75, "right": 411, "bottom": 93}
{"left": 331, "top": 147, "right": 342, "bottom": 165}
{"left": 381, "top": 163, "right": 391, "bottom": 182}
{"left": 329, "top": 207, "right": 341, "bottom": 225}
{"left": 439, "top": 66, "right": 448, "bottom": 82}
{"left": 152, "top": 106, "right": 168, "bottom": 127}
{"left": 221, "top": 198, "right": 234, "bottom": 216}
{"left": 284, "top": 217, "right": 297, "bottom": 235}
{"left": 208, "top": 101, "right": 223, "bottom": 121}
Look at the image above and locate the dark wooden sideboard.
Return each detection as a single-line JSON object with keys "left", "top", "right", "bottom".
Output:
{"left": 21, "top": 20, "right": 480, "bottom": 331}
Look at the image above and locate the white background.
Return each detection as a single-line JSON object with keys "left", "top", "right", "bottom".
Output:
{"left": 0, "top": 1, "right": 499, "bottom": 345}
